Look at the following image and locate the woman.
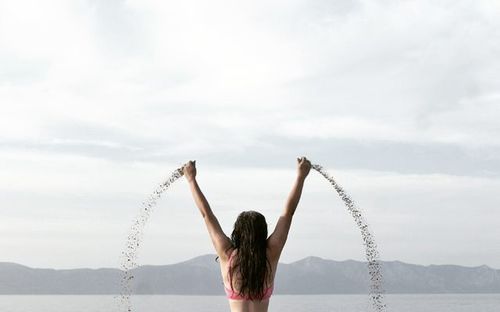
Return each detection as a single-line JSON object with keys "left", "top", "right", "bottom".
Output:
{"left": 182, "top": 157, "right": 311, "bottom": 312}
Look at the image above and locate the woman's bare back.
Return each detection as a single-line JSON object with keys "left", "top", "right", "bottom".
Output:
{"left": 219, "top": 247, "right": 279, "bottom": 312}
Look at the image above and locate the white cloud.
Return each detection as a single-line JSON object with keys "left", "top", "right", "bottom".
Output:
{"left": 0, "top": 0, "right": 499, "bottom": 268}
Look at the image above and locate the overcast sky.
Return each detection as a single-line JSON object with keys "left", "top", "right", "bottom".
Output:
{"left": 1, "top": 0, "right": 499, "bottom": 270}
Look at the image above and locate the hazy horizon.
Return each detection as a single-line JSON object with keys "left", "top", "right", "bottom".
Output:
{"left": 1, "top": 0, "right": 499, "bottom": 270}
{"left": 3, "top": 253, "right": 500, "bottom": 271}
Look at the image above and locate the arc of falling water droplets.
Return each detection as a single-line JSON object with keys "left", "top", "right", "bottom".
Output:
{"left": 311, "top": 163, "right": 386, "bottom": 312}
{"left": 119, "top": 167, "right": 184, "bottom": 312}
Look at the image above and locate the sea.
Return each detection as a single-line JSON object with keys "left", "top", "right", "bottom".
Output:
{"left": 0, "top": 294, "right": 499, "bottom": 312}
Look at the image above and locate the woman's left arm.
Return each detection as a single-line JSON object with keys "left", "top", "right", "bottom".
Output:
{"left": 183, "top": 161, "right": 232, "bottom": 258}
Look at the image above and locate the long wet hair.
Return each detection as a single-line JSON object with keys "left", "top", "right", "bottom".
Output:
{"left": 228, "top": 210, "right": 271, "bottom": 300}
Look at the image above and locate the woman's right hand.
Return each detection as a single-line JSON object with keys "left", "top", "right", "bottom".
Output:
{"left": 182, "top": 160, "right": 197, "bottom": 182}
{"left": 297, "top": 156, "right": 311, "bottom": 179}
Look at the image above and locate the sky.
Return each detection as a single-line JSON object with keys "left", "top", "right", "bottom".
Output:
{"left": 1, "top": 0, "right": 500, "bottom": 270}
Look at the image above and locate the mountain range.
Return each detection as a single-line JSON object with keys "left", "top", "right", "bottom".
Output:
{"left": 1, "top": 255, "right": 499, "bottom": 294}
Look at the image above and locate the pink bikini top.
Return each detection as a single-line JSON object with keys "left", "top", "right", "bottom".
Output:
{"left": 224, "top": 252, "right": 274, "bottom": 301}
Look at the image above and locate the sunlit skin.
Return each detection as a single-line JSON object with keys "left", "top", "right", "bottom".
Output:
{"left": 182, "top": 157, "right": 311, "bottom": 312}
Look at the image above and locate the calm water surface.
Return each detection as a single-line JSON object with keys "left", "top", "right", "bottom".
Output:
{"left": 0, "top": 294, "right": 498, "bottom": 312}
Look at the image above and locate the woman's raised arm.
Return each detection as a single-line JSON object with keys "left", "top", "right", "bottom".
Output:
{"left": 183, "top": 161, "right": 232, "bottom": 259}
{"left": 267, "top": 157, "right": 311, "bottom": 259}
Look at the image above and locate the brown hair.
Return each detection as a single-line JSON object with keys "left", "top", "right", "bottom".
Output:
{"left": 228, "top": 210, "right": 271, "bottom": 300}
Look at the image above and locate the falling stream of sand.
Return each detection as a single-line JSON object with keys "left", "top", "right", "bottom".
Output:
{"left": 311, "top": 164, "right": 386, "bottom": 311}
{"left": 119, "top": 167, "right": 183, "bottom": 311}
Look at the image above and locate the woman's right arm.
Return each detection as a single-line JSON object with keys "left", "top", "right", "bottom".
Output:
{"left": 183, "top": 161, "right": 232, "bottom": 260}
{"left": 268, "top": 157, "right": 311, "bottom": 259}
